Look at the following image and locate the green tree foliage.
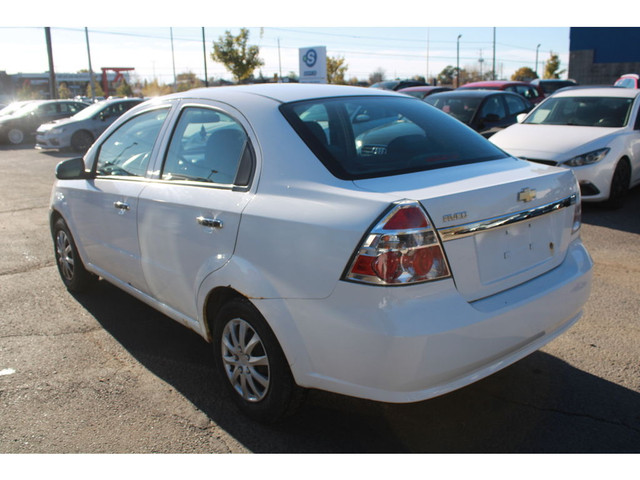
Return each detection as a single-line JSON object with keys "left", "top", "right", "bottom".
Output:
{"left": 211, "top": 28, "right": 264, "bottom": 83}
{"left": 58, "top": 82, "right": 72, "bottom": 99}
{"left": 511, "top": 67, "right": 538, "bottom": 82}
{"left": 543, "top": 52, "right": 566, "bottom": 79}
{"left": 17, "top": 82, "right": 40, "bottom": 100}
{"left": 115, "top": 80, "right": 133, "bottom": 97}
{"left": 86, "top": 81, "right": 104, "bottom": 98}
{"left": 437, "top": 65, "right": 465, "bottom": 86}
{"left": 327, "top": 55, "right": 348, "bottom": 84}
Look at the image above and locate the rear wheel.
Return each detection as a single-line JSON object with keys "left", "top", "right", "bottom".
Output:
{"left": 70, "top": 130, "right": 94, "bottom": 152}
{"left": 606, "top": 159, "right": 631, "bottom": 209}
{"left": 52, "top": 217, "right": 95, "bottom": 292}
{"left": 212, "top": 297, "right": 305, "bottom": 423}
{"left": 7, "top": 128, "right": 24, "bottom": 145}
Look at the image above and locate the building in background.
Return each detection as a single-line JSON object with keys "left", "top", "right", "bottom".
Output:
{"left": 569, "top": 27, "right": 640, "bottom": 85}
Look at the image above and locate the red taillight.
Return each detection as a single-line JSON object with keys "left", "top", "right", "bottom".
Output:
{"left": 344, "top": 201, "right": 451, "bottom": 286}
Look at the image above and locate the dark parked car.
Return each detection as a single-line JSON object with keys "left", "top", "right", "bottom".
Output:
{"left": 425, "top": 90, "right": 533, "bottom": 138}
{"left": 0, "top": 99, "right": 89, "bottom": 145}
{"left": 370, "top": 80, "right": 427, "bottom": 91}
{"left": 459, "top": 80, "right": 545, "bottom": 104}
{"left": 530, "top": 78, "right": 578, "bottom": 97}
{"left": 397, "top": 86, "right": 453, "bottom": 99}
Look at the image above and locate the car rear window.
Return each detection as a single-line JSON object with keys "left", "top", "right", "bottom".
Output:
{"left": 280, "top": 96, "right": 507, "bottom": 180}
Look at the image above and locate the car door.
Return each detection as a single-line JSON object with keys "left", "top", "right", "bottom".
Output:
{"left": 137, "top": 103, "right": 256, "bottom": 321}
{"left": 65, "top": 106, "right": 172, "bottom": 292}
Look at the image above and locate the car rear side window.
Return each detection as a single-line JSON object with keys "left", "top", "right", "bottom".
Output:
{"left": 161, "top": 107, "right": 254, "bottom": 186}
{"left": 281, "top": 96, "right": 507, "bottom": 180}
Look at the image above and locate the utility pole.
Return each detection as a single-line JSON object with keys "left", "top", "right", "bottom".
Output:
{"left": 202, "top": 27, "right": 209, "bottom": 87}
{"left": 456, "top": 34, "right": 462, "bottom": 87}
{"left": 492, "top": 27, "right": 496, "bottom": 81}
{"left": 170, "top": 28, "right": 177, "bottom": 92}
{"left": 278, "top": 38, "right": 282, "bottom": 82}
{"left": 44, "top": 27, "right": 57, "bottom": 99}
{"left": 85, "top": 28, "right": 97, "bottom": 101}
{"left": 535, "top": 43, "right": 541, "bottom": 76}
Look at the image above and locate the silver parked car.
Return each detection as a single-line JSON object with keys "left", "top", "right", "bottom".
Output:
{"left": 36, "top": 98, "right": 145, "bottom": 152}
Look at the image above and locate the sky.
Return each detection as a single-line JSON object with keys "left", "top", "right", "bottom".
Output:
{"left": 0, "top": 1, "right": 632, "bottom": 86}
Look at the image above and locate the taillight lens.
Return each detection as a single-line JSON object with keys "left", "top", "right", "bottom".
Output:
{"left": 344, "top": 200, "right": 451, "bottom": 285}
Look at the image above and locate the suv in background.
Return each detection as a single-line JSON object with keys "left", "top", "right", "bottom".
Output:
{"left": 36, "top": 97, "right": 145, "bottom": 152}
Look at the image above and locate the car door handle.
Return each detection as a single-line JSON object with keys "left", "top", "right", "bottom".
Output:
{"left": 196, "top": 216, "right": 223, "bottom": 229}
{"left": 113, "top": 201, "right": 130, "bottom": 211}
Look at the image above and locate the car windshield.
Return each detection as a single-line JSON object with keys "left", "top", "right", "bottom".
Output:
{"left": 0, "top": 102, "right": 32, "bottom": 117}
{"left": 524, "top": 96, "right": 633, "bottom": 127}
{"left": 424, "top": 94, "right": 482, "bottom": 125}
{"left": 71, "top": 101, "right": 107, "bottom": 121}
{"left": 280, "top": 96, "right": 507, "bottom": 180}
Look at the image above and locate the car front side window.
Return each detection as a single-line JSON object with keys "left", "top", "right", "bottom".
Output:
{"left": 95, "top": 108, "right": 169, "bottom": 178}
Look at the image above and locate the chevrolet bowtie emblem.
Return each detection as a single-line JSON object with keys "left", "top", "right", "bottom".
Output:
{"left": 518, "top": 188, "right": 537, "bottom": 202}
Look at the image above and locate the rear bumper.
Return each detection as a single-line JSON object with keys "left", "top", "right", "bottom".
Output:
{"left": 255, "top": 238, "right": 592, "bottom": 403}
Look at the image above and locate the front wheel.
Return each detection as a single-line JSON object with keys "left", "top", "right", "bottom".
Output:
{"left": 52, "top": 217, "right": 95, "bottom": 292}
{"left": 7, "top": 128, "right": 24, "bottom": 145}
{"left": 606, "top": 159, "right": 631, "bottom": 209}
{"left": 212, "top": 297, "right": 305, "bottom": 423}
{"left": 70, "top": 130, "right": 94, "bottom": 152}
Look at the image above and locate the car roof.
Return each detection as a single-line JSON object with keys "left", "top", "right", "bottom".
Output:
{"left": 165, "top": 84, "right": 399, "bottom": 104}
{"left": 398, "top": 86, "right": 449, "bottom": 92}
{"left": 460, "top": 81, "right": 531, "bottom": 88}
{"left": 428, "top": 89, "right": 520, "bottom": 98}
{"left": 551, "top": 87, "right": 640, "bottom": 98}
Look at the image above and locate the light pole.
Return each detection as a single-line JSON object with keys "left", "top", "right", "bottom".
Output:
{"left": 535, "top": 43, "right": 541, "bottom": 77}
{"left": 456, "top": 34, "right": 462, "bottom": 87}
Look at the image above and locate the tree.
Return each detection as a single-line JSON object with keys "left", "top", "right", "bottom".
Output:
{"left": 543, "top": 52, "right": 566, "bottom": 79}
{"left": 369, "top": 68, "right": 385, "bottom": 85}
{"left": 176, "top": 71, "right": 204, "bottom": 92}
{"left": 115, "top": 79, "right": 133, "bottom": 97}
{"left": 58, "top": 82, "right": 72, "bottom": 99}
{"left": 511, "top": 67, "right": 538, "bottom": 82}
{"left": 211, "top": 28, "right": 264, "bottom": 83}
{"left": 86, "top": 81, "right": 104, "bottom": 98}
{"left": 142, "top": 79, "right": 172, "bottom": 97}
{"left": 326, "top": 55, "right": 348, "bottom": 84}
{"left": 437, "top": 65, "right": 461, "bottom": 86}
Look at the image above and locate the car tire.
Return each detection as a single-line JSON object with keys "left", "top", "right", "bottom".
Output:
{"left": 606, "top": 159, "right": 631, "bottom": 209}
{"left": 52, "top": 217, "right": 96, "bottom": 292}
{"left": 212, "top": 297, "right": 306, "bottom": 423}
{"left": 70, "top": 130, "right": 94, "bottom": 153}
{"left": 7, "top": 128, "right": 24, "bottom": 145}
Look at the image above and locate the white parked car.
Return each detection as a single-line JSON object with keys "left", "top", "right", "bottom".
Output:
{"left": 36, "top": 98, "right": 144, "bottom": 152}
{"left": 490, "top": 87, "right": 640, "bottom": 208}
{"left": 50, "top": 84, "right": 592, "bottom": 422}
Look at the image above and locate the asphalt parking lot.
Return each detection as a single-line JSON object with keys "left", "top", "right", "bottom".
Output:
{"left": 0, "top": 144, "right": 639, "bottom": 453}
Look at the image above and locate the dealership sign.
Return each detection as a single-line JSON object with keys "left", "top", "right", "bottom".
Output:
{"left": 299, "top": 46, "right": 327, "bottom": 84}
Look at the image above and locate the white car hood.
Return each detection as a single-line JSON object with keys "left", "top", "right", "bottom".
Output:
{"left": 491, "top": 124, "right": 621, "bottom": 161}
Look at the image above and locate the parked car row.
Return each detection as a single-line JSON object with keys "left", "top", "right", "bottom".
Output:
{"left": 377, "top": 75, "right": 639, "bottom": 208}
{"left": 0, "top": 97, "right": 145, "bottom": 152}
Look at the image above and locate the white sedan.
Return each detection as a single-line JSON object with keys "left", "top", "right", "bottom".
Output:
{"left": 490, "top": 87, "right": 640, "bottom": 208}
{"left": 50, "top": 84, "right": 592, "bottom": 422}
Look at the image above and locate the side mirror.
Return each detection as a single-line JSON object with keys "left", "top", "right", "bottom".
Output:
{"left": 55, "top": 157, "right": 89, "bottom": 180}
{"left": 353, "top": 114, "right": 371, "bottom": 124}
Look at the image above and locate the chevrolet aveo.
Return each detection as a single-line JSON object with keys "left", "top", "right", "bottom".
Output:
{"left": 50, "top": 84, "right": 593, "bottom": 422}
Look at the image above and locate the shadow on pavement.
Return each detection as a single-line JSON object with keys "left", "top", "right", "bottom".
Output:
{"left": 581, "top": 185, "right": 640, "bottom": 235}
{"left": 72, "top": 281, "right": 640, "bottom": 453}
